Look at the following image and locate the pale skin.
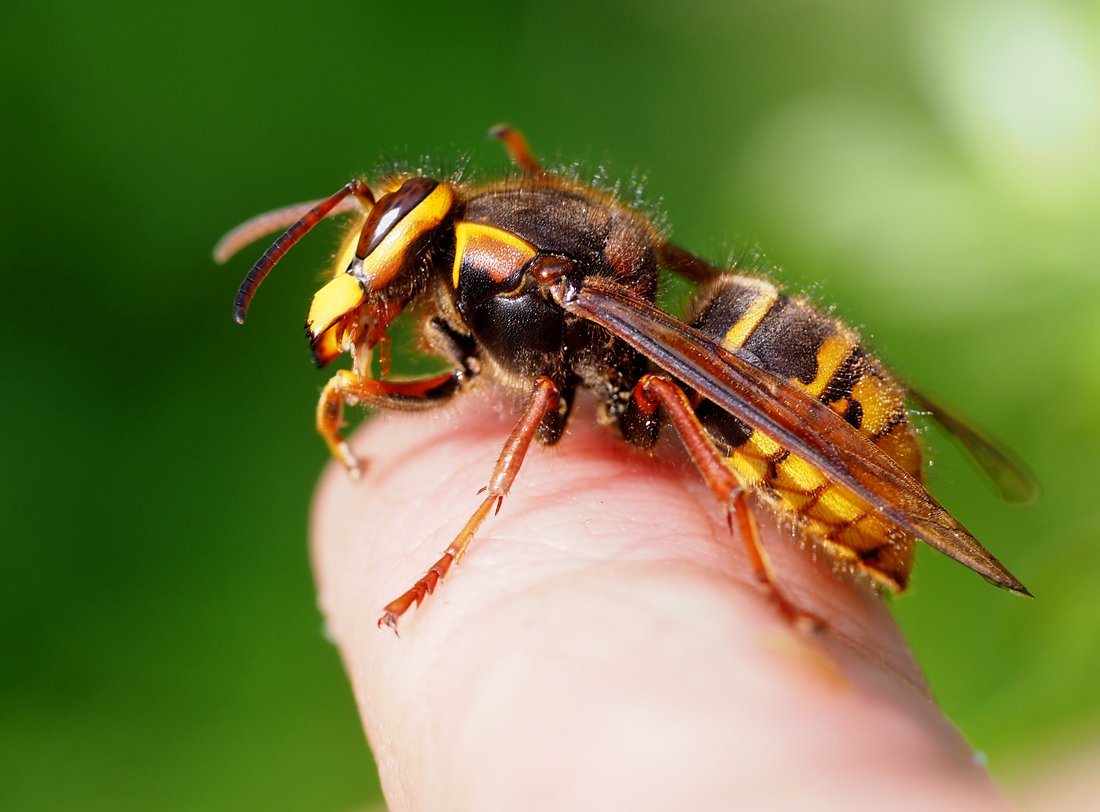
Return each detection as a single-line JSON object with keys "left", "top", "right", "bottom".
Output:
{"left": 312, "top": 390, "right": 1013, "bottom": 811}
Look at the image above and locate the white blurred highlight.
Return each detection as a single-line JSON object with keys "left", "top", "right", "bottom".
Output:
{"left": 917, "top": 0, "right": 1100, "bottom": 199}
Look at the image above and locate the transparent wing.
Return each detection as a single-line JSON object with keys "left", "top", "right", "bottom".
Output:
{"left": 556, "top": 274, "right": 1029, "bottom": 595}
{"left": 908, "top": 388, "right": 1039, "bottom": 505}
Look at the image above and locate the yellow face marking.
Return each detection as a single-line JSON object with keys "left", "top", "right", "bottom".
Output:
{"left": 305, "top": 214, "right": 376, "bottom": 365}
{"left": 377, "top": 176, "right": 407, "bottom": 194}
{"left": 310, "top": 322, "right": 345, "bottom": 366}
{"left": 307, "top": 272, "right": 363, "bottom": 338}
{"left": 452, "top": 222, "right": 538, "bottom": 289}
{"left": 360, "top": 183, "right": 455, "bottom": 291}
{"left": 331, "top": 215, "right": 365, "bottom": 279}
{"left": 802, "top": 330, "right": 858, "bottom": 398}
{"left": 720, "top": 277, "right": 779, "bottom": 351}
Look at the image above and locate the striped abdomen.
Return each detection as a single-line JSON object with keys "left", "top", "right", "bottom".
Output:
{"left": 689, "top": 275, "right": 923, "bottom": 590}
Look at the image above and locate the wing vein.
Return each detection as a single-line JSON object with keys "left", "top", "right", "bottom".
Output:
{"left": 558, "top": 275, "right": 1028, "bottom": 595}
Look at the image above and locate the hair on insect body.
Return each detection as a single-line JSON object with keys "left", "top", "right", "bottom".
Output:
{"left": 217, "top": 126, "right": 1035, "bottom": 632}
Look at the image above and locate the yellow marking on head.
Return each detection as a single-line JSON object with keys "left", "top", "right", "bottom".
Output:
{"left": 331, "top": 215, "right": 365, "bottom": 279}
{"left": 307, "top": 273, "right": 363, "bottom": 338}
{"left": 311, "top": 322, "right": 346, "bottom": 366}
{"left": 360, "top": 183, "right": 455, "bottom": 291}
{"left": 304, "top": 218, "right": 370, "bottom": 367}
{"left": 452, "top": 221, "right": 538, "bottom": 288}
{"left": 802, "top": 330, "right": 858, "bottom": 398}
{"left": 376, "top": 176, "right": 408, "bottom": 194}
{"left": 721, "top": 278, "right": 779, "bottom": 351}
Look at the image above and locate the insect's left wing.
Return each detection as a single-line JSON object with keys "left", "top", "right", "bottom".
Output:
{"left": 554, "top": 274, "right": 1030, "bottom": 596}
{"left": 907, "top": 388, "right": 1039, "bottom": 506}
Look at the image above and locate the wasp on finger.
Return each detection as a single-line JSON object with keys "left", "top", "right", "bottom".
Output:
{"left": 217, "top": 126, "right": 1035, "bottom": 631}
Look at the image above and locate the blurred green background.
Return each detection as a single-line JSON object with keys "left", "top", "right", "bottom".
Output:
{"left": 4, "top": 0, "right": 1098, "bottom": 808}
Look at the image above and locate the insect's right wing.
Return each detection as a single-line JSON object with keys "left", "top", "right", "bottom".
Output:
{"left": 554, "top": 274, "right": 1030, "bottom": 595}
{"left": 907, "top": 389, "right": 1039, "bottom": 506}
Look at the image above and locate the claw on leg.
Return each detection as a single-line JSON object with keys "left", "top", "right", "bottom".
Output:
{"left": 377, "top": 376, "right": 561, "bottom": 632}
{"left": 377, "top": 493, "right": 498, "bottom": 631}
{"left": 635, "top": 373, "right": 824, "bottom": 631}
{"left": 727, "top": 494, "right": 824, "bottom": 632}
{"left": 317, "top": 370, "right": 366, "bottom": 478}
{"left": 316, "top": 369, "right": 463, "bottom": 478}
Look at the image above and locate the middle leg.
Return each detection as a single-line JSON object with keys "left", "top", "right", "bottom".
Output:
{"left": 634, "top": 374, "right": 822, "bottom": 628}
{"left": 377, "top": 376, "right": 563, "bottom": 632}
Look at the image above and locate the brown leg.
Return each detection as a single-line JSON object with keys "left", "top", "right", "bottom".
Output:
{"left": 378, "top": 376, "right": 561, "bottom": 632}
{"left": 634, "top": 374, "right": 821, "bottom": 628}
{"left": 656, "top": 243, "right": 724, "bottom": 284}
{"left": 318, "top": 370, "right": 461, "bottom": 477}
{"left": 489, "top": 124, "right": 543, "bottom": 175}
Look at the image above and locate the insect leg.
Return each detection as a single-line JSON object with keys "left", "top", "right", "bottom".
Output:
{"left": 377, "top": 376, "right": 561, "bottom": 632}
{"left": 656, "top": 243, "right": 724, "bottom": 284}
{"left": 488, "top": 124, "right": 543, "bottom": 175}
{"left": 318, "top": 370, "right": 463, "bottom": 477}
{"left": 634, "top": 373, "right": 821, "bottom": 628}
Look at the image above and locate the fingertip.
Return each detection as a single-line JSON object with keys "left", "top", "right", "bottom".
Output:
{"left": 311, "top": 394, "right": 1007, "bottom": 810}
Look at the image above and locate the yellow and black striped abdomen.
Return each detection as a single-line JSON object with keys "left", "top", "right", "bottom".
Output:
{"left": 688, "top": 275, "right": 923, "bottom": 590}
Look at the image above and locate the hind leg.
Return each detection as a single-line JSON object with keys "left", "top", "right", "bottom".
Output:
{"left": 634, "top": 374, "right": 823, "bottom": 629}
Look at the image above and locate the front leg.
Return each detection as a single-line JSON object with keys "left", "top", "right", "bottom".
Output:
{"left": 378, "top": 376, "right": 564, "bottom": 631}
{"left": 317, "top": 370, "right": 464, "bottom": 477}
{"left": 633, "top": 374, "right": 823, "bottom": 629}
{"left": 423, "top": 316, "right": 480, "bottom": 382}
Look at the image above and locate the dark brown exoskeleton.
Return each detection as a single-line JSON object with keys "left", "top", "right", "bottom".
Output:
{"left": 217, "top": 126, "right": 1034, "bottom": 631}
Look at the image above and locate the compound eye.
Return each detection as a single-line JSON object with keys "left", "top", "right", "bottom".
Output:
{"left": 358, "top": 177, "right": 440, "bottom": 259}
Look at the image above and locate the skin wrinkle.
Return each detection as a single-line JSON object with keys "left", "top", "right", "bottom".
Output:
{"left": 312, "top": 395, "right": 1009, "bottom": 811}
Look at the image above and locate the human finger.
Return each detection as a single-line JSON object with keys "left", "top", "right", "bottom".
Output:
{"left": 313, "top": 392, "right": 1010, "bottom": 811}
